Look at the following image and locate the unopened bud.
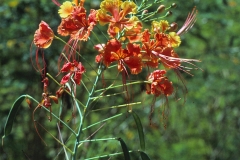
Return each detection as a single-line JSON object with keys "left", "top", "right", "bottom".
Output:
{"left": 168, "top": 22, "right": 178, "bottom": 32}
{"left": 166, "top": 11, "right": 172, "bottom": 17}
{"left": 49, "top": 95, "right": 58, "bottom": 104}
{"left": 56, "top": 87, "right": 64, "bottom": 98}
{"left": 171, "top": 3, "right": 177, "bottom": 8}
{"left": 42, "top": 93, "right": 47, "bottom": 97}
{"left": 141, "top": 10, "right": 148, "bottom": 17}
{"left": 157, "top": 5, "right": 165, "bottom": 13}
{"left": 142, "top": 10, "right": 148, "bottom": 14}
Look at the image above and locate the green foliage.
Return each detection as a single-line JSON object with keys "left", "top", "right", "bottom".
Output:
{"left": 118, "top": 138, "right": 131, "bottom": 160}
{"left": 132, "top": 111, "right": 145, "bottom": 151}
{"left": 3, "top": 95, "right": 26, "bottom": 137}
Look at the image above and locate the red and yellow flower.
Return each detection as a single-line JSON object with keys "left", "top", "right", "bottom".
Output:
{"left": 95, "top": 39, "right": 143, "bottom": 74}
{"left": 60, "top": 60, "right": 86, "bottom": 85}
{"left": 140, "top": 22, "right": 182, "bottom": 69}
{"left": 146, "top": 70, "right": 173, "bottom": 97}
{"left": 97, "top": 0, "right": 140, "bottom": 37}
{"left": 34, "top": 21, "right": 54, "bottom": 49}
{"left": 57, "top": 1, "right": 97, "bottom": 41}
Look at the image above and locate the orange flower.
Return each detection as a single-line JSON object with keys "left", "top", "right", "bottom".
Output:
{"left": 95, "top": 39, "right": 142, "bottom": 74}
{"left": 141, "top": 29, "right": 182, "bottom": 69}
{"left": 141, "top": 29, "right": 159, "bottom": 68}
{"left": 146, "top": 70, "right": 173, "bottom": 97}
{"left": 124, "top": 17, "right": 143, "bottom": 43}
{"left": 151, "top": 20, "right": 181, "bottom": 47}
{"left": 57, "top": 2, "right": 97, "bottom": 41}
{"left": 97, "top": 0, "right": 139, "bottom": 37}
{"left": 155, "top": 47, "right": 181, "bottom": 69}
{"left": 34, "top": 21, "right": 54, "bottom": 49}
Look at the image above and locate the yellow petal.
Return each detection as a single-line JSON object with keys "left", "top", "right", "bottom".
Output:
{"left": 58, "top": 1, "right": 73, "bottom": 18}
{"left": 152, "top": 20, "right": 169, "bottom": 33}
{"left": 121, "top": 1, "right": 137, "bottom": 14}
{"left": 100, "top": 0, "right": 122, "bottom": 13}
{"left": 159, "top": 20, "right": 169, "bottom": 32}
{"left": 169, "top": 32, "right": 181, "bottom": 47}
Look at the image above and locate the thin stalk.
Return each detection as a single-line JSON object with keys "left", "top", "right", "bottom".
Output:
{"left": 81, "top": 80, "right": 90, "bottom": 94}
{"left": 90, "top": 91, "right": 126, "bottom": 101}
{"left": 95, "top": 81, "right": 149, "bottom": 93}
{"left": 85, "top": 150, "right": 134, "bottom": 160}
{"left": 78, "top": 137, "right": 117, "bottom": 144}
{"left": 36, "top": 121, "right": 73, "bottom": 154}
{"left": 26, "top": 95, "right": 77, "bottom": 136}
{"left": 72, "top": 64, "right": 103, "bottom": 160}
{"left": 82, "top": 113, "right": 123, "bottom": 131}
{"left": 57, "top": 123, "right": 69, "bottom": 160}
{"left": 54, "top": 36, "right": 97, "bottom": 74}
{"left": 46, "top": 73, "right": 86, "bottom": 109}
{"left": 142, "top": 11, "right": 157, "bottom": 21}
{"left": 83, "top": 73, "right": 94, "bottom": 85}
{"left": 91, "top": 102, "right": 142, "bottom": 112}
{"left": 78, "top": 122, "right": 106, "bottom": 148}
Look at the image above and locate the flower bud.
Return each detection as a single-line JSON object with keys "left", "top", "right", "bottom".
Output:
{"left": 157, "top": 5, "right": 165, "bottom": 13}
{"left": 49, "top": 95, "right": 59, "bottom": 104}
{"left": 42, "top": 93, "right": 47, "bottom": 98}
{"left": 168, "top": 22, "right": 178, "bottom": 32}
{"left": 166, "top": 11, "right": 172, "bottom": 17}
{"left": 142, "top": 10, "right": 148, "bottom": 15}
{"left": 171, "top": 3, "right": 177, "bottom": 8}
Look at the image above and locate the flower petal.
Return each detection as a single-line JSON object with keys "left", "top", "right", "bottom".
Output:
{"left": 146, "top": 70, "right": 173, "bottom": 96}
{"left": 60, "top": 62, "right": 72, "bottom": 72}
{"left": 34, "top": 21, "right": 54, "bottom": 49}
{"left": 58, "top": 1, "right": 73, "bottom": 18}
{"left": 168, "top": 32, "right": 181, "bottom": 47}
{"left": 74, "top": 71, "right": 82, "bottom": 85}
{"left": 60, "top": 73, "right": 71, "bottom": 84}
{"left": 100, "top": 0, "right": 122, "bottom": 20}
{"left": 120, "top": 1, "right": 137, "bottom": 19}
{"left": 124, "top": 56, "right": 142, "bottom": 74}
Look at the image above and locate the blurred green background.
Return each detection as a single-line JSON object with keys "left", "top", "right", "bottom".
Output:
{"left": 1, "top": 0, "right": 240, "bottom": 159}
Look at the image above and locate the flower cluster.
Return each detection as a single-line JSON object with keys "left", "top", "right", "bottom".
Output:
{"left": 33, "top": 0, "right": 199, "bottom": 101}
{"left": 29, "top": 0, "right": 201, "bottom": 156}
{"left": 57, "top": 0, "right": 97, "bottom": 41}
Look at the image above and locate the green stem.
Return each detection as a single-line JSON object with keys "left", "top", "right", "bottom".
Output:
{"left": 91, "top": 102, "right": 141, "bottom": 112}
{"left": 82, "top": 113, "right": 123, "bottom": 131}
{"left": 36, "top": 121, "right": 73, "bottom": 155}
{"left": 78, "top": 137, "right": 117, "bottom": 145}
{"left": 72, "top": 64, "right": 103, "bottom": 160}
{"left": 142, "top": 11, "right": 157, "bottom": 21}
{"left": 85, "top": 150, "right": 134, "bottom": 160}
{"left": 95, "top": 81, "right": 149, "bottom": 93}
{"left": 81, "top": 80, "right": 90, "bottom": 94}
{"left": 90, "top": 91, "right": 126, "bottom": 101}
